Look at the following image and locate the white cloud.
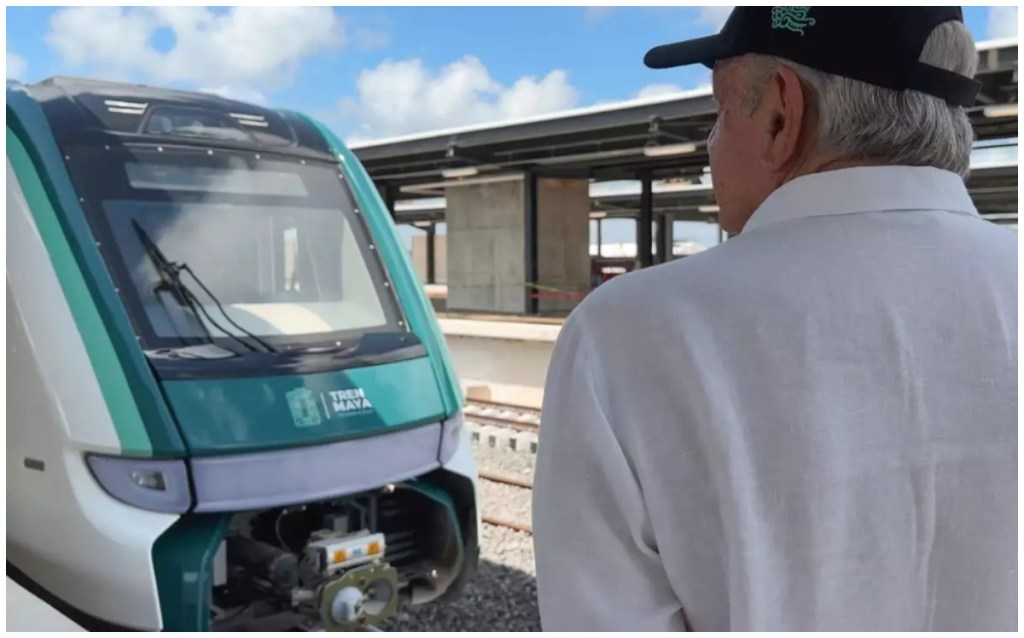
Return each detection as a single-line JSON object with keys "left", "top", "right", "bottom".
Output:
{"left": 7, "top": 51, "right": 27, "bottom": 80}
{"left": 45, "top": 7, "right": 341, "bottom": 94}
{"left": 635, "top": 76, "right": 713, "bottom": 101}
{"left": 987, "top": 6, "right": 1018, "bottom": 39}
{"left": 340, "top": 56, "right": 578, "bottom": 142}
{"left": 634, "top": 83, "right": 686, "bottom": 99}
{"left": 699, "top": 6, "right": 734, "bottom": 30}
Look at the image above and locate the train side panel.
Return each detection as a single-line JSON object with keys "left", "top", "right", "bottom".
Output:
{"left": 6, "top": 154, "right": 177, "bottom": 630}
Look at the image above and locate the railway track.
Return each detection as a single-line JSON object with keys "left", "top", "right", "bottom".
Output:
{"left": 478, "top": 469, "right": 534, "bottom": 535}
{"left": 478, "top": 469, "right": 533, "bottom": 490}
{"left": 468, "top": 400, "right": 540, "bottom": 534}
{"left": 481, "top": 514, "right": 533, "bottom": 535}
{"left": 464, "top": 399, "right": 541, "bottom": 433}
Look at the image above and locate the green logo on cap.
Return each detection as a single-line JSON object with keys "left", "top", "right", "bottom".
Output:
{"left": 771, "top": 7, "right": 815, "bottom": 35}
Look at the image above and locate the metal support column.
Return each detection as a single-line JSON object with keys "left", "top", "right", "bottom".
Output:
{"left": 596, "top": 218, "right": 603, "bottom": 257}
{"left": 382, "top": 186, "right": 397, "bottom": 221}
{"left": 638, "top": 172, "right": 654, "bottom": 269}
{"left": 656, "top": 214, "right": 672, "bottom": 264}
{"left": 523, "top": 172, "right": 539, "bottom": 315}
{"left": 654, "top": 215, "right": 664, "bottom": 264}
{"left": 664, "top": 215, "right": 676, "bottom": 262}
{"left": 426, "top": 222, "right": 437, "bottom": 285}
{"left": 665, "top": 215, "right": 673, "bottom": 262}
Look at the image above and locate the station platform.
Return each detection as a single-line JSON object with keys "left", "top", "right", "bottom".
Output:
{"left": 437, "top": 310, "right": 565, "bottom": 327}
{"left": 7, "top": 577, "right": 84, "bottom": 631}
{"left": 438, "top": 315, "right": 562, "bottom": 342}
{"left": 436, "top": 314, "right": 563, "bottom": 409}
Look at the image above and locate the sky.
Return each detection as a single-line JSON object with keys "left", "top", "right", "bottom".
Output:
{"left": 6, "top": 6, "right": 1017, "bottom": 144}
{"left": 5, "top": 6, "right": 1018, "bottom": 248}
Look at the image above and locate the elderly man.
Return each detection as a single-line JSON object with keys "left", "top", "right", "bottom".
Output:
{"left": 532, "top": 7, "right": 1016, "bottom": 632}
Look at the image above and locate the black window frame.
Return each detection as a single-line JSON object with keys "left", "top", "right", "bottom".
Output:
{"left": 62, "top": 141, "right": 413, "bottom": 360}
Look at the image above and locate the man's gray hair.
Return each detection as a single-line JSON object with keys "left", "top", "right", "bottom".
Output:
{"left": 741, "top": 21, "right": 978, "bottom": 177}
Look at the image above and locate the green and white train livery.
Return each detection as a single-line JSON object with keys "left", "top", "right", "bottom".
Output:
{"left": 7, "top": 77, "right": 479, "bottom": 631}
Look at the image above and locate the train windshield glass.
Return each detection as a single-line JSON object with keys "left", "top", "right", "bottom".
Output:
{"left": 66, "top": 145, "right": 404, "bottom": 351}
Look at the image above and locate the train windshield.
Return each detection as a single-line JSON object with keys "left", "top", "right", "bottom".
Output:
{"left": 65, "top": 145, "right": 404, "bottom": 352}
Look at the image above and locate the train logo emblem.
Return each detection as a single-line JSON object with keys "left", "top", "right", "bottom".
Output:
{"left": 286, "top": 388, "right": 323, "bottom": 427}
{"left": 328, "top": 388, "right": 374, "bottom": 416}
{"left": 286, "top": 387, "right": 374, "bottom": 427}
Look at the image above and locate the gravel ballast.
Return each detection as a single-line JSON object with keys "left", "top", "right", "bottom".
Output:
{"left": 380, "top": 524, "right": 540, "bottom": 632}
{"left": 475, "top": 443, "right": 537, "bottom": 480}
{"left": 379, "top": 434, "right": 542, "bottom": 631}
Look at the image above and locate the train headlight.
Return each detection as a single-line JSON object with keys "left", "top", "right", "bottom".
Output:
{"left": 131, "top": 469, "right": 167, "bottom": 491}
{"left": 87, "top": 455, "right": 192, "bottom": 513}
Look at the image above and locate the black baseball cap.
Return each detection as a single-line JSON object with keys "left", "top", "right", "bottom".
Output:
{"left": 643, "top": 7, "right": 981, "bottom": 107}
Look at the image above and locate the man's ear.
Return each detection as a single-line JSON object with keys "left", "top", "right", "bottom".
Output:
{"left": 759, "top": 64, "right": 807, "bottom": 171}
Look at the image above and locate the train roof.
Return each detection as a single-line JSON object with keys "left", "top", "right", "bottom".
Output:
{"left": 9, "top": 76, "right": 336, "bottom": 162}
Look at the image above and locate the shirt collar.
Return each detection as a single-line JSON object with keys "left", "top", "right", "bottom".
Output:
{"left": 743, "top": 165, "right": 979, "bottom": 233}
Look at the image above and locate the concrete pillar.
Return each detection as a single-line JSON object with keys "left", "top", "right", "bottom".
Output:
{"left": 446, "top": 178, "right": 527, "bottom": 314}
{"left": 444, "top": 175, "right": 590, "bottom": 315}
{"left": 535, "top": 177, "right": 590, "bottom": 314}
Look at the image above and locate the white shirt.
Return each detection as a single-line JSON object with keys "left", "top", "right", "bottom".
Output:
{"left": 532, "top": 166, "right": 1017, "bottom": 631}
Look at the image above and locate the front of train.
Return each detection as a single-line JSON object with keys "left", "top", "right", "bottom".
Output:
{"left": 6, "top": 78, "right": 478, "bottom": 631}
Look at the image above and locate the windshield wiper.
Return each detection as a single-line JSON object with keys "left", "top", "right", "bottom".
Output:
{"left": 131, "top": 220, "right": 227, "bottom": 352}
{"left": 145, "top": 344, "right": 240, "bottom": 360}
{"left": 289, "top": 342, "right": 359, "bottom": 355}
{"left": 131, "top": 220, "right": 276, "bottom": 354}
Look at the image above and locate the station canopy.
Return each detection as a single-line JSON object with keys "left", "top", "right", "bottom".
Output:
{"left": 352, "top": 38, "right": 1018, "bottom": 226}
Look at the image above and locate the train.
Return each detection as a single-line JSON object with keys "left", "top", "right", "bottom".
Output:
{"left": 6, "top": 76, "right": 480, "bottom": 631}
